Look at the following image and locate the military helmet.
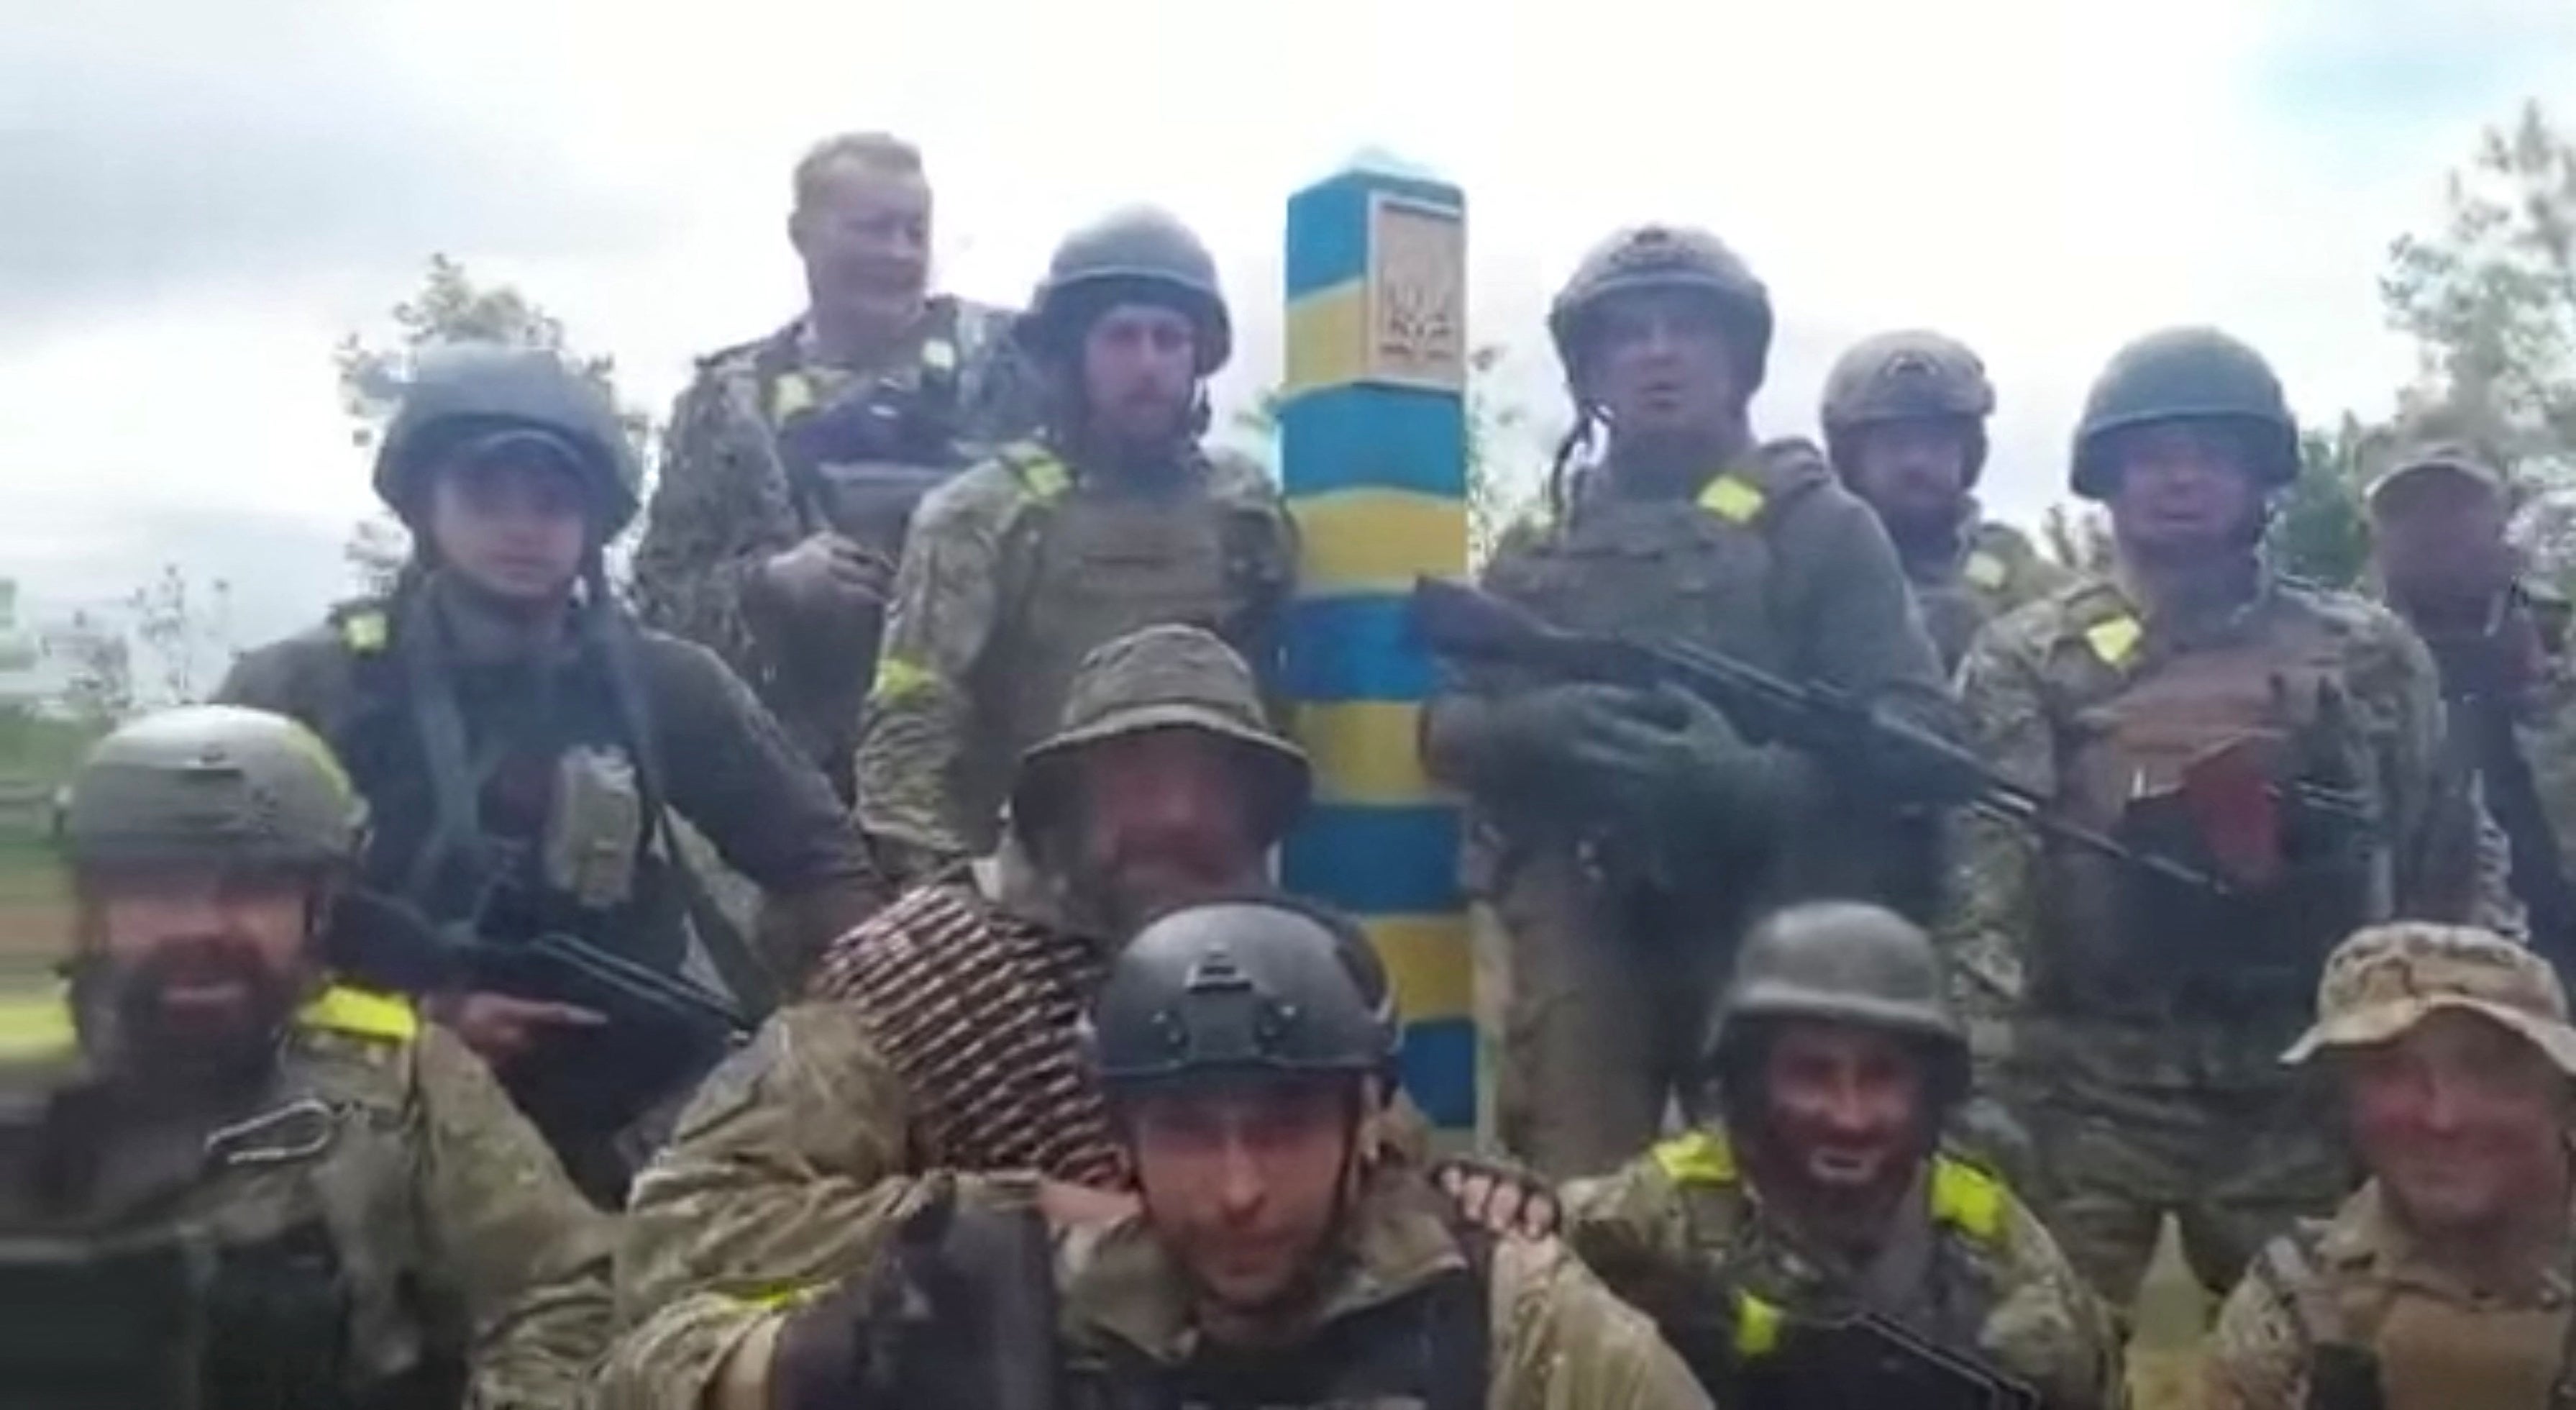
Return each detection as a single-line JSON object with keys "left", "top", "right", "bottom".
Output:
{"left": 373, "top": 342, "right": 643, "bottom": 535}
{"left": 1708, "top": 901, "right": 1964, "bottom": 1068}
{"left": 1547, "top": 224, "right": 1774, "bottom": 394}
{"left": 1018, "top": 206, "right": 1231, "bottom": 375}
{"left": 62, "top": 706, "right": 365, "bottom": 871}
{"left": 1084, "top": 896, "right": 1399, "bottom": 1096}
{"left": 2069, "top": 327, "right": 2298, "bottom": 500}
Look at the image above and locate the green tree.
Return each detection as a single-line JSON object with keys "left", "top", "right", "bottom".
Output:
{"left": 2265, "top": 416, "right": 2391, "bottom": 589}
{"left": 2381, "top": 101, "right": 2576, "bottom": 486}
{"left": 335, "top": 254, "right": 647, "bottom": 593}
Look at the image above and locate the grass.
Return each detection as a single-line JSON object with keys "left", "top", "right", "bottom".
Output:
{"left": 0, "top": 843, "right": 71, "bottom": 963}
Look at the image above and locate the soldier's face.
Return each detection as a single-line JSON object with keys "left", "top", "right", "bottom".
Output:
{"left": 791, "top": 159, "right": 932, "bottom": 329}
{"left": 2344, "top": 1011, "right": 2575, "bottom": 1237}
{"left": 1080, "top": 305, "right": 1199, "bottom": 449}
{"left": 1756, "top": 1022, "right": 1929, "bottom": 1203}
{"left": 1584, "top": 291, "right": 1740, "bottom": 446}
{"left": 2372, "top": 470, "right": 2514, "bottom": 606}
{"left": 1074, "top": 730, "right": 1267, "bottom": 932}
{"left": 1128, "top": 1078, "right": 1355, "bottom": 1319}
{"left": 1847, "top": 419, "right": 1977, "bottom": 530}
{"left": 81, "top": 863, "right": 314, "bottom": 1068}
{"left": 2101, "top": 421, "right": 2263, "bottom": 556}
{"left": 424, "top": 449, "right": 590, "bottom": 604}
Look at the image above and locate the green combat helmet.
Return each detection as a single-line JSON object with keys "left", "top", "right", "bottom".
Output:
{"left": 61, "top": 705, "right": 366, "bottom": 873}
{"left": 2069, "top": 327, "right": 2298, "bottom": 501}
{"left": 1707, "top": 900, "right": 1968, "bottom": 1095}
{"left": 1016, "top": 206, "right": 1231, "bottom": 375}
{"left": 1820, "top": 330, "right": 1996, "bottom": 483}
{"left": 1084, "top": 896, "right": 1398, "bottom": 1096}
{"left": 1547, "top": 224, "right": 1774, "bottom": 394}
{"left": 373, "top": 342, "right": 643, "bottom": 535}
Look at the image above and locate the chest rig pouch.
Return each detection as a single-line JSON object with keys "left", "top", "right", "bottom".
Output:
{"left": 1066, "top": 1236, "right": 1489, "bottom": 1410}
{"left": 2258, "top": 1229, "right": 2576, "bottom": 1410}
{"left": 2039, "top": 611, "right": 2385, "bottom": 1018}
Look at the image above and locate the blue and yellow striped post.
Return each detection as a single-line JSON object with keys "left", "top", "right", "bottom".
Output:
{"left": 1279, "top": 157, "right": 1474, "bottom": 1137}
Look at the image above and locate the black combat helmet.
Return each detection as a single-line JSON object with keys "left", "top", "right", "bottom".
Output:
{"left": 1084, "top": 897, "right": 1398, "bottom": 1097}
{"left": 2069, "top": 327, "right": 2298, "bottom": 501}
{"left": 373, "top": 342, "right": 642, "bottom": 535}
{"left": 1017, "top": 206, "right": 1231, "bottom": 374}
{"left": 1706, "top": 901, "right": 1968, "bottom": 1101}
{"left": 1547, "top": 224, "right": 1774, "bottom": 394}
{"left": 1820, "top": 329, "right": 1996, "bottom": 484}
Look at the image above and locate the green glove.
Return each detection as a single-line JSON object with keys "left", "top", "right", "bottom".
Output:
{"left": 1564, "top": 684, "right": 1777, "bottom": 830}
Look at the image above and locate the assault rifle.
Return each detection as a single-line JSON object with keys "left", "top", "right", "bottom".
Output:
{"left": 1410, "top": 575, "right": 2336, "bottom": 898}
{"left": 1740, "top": 1308, "right": 2043, "bottom": 1410}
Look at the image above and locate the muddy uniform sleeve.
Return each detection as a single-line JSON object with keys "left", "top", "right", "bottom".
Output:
{"left": 409, "top": 1025, "right": 616, "bottom": 1409}
{"left": 851, "top": 470, "right": 1013, "bottom": 865}
{"left": 599, "top": 1002, "right": 931, "bottom": 1410}
{"left": 1489, "top": 1234, "right": 1714, "bottom": 1410}
{"left": 647, "top": 635, "right": 887, "bottom": 979}
{"left": 2203, "top": 1269, "right": 2306, "bottom": 1410}
{"left": 1943, "top": 616, "right": 2053, "bottom": 1065}
{"left": 1986, "top": 1196, "right": 2129, "bottom": 1410}
{"left": 632, "top": 363, "right": 807, "bottom": 687}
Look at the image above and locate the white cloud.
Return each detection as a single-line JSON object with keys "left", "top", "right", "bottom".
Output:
{"left": 5, "top": 0, "right": 2572, "bottom": 648}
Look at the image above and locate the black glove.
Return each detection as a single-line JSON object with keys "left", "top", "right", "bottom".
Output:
{"left": 769, "top": 1179, "right": 1059, "bottom": 1410}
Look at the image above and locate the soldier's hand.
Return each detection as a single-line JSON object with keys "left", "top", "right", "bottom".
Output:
{"left": 760, "top": 533, "right": 894, "bottom": 617}
{"left": 425, "top": 991, "right": 606, "bottom": 1068}
{"left": 1433, "top": 1156, "right": 1561, "bottom": 1238}
{"left": 1036, "top": 1178, "right": 1139, "bottom": 1232}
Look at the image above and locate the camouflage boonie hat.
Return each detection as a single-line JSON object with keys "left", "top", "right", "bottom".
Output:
{"left": 2283, "top": 923, "right": 2576, "bottom": 1077}
{"left": 1008, "top": 625, "right": 1310, "bottom": 845}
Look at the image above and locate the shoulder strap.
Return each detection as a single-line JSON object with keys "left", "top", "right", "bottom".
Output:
{"left": 1425, "top": 1219, "right": 1495, "bottom": 1410}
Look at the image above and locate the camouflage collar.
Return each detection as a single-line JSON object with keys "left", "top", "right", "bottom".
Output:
{"left": 789, "top": 296, "right": 959, "bottom": 373}
{"left": 1062, "top": 1170, "right": 1469, "bottom": 1363}
{"left": 2324, "top": 1178, "right": 2576, "bottom": 1307}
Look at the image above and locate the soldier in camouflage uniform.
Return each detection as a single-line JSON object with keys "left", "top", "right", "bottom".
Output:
{"left": 854, "top": 206, "right": 1297, "bottom": 877}
{"left": 1422, "top": 224, "right": 1965, "bottom": 1179}
{"left": 2210, "top": 923, "right": 2576, "bottom": 1410}
{"left": 605, "top": 624, "right": 1329, "bottom": 1404}
{"left": 1455, "top": 901, "right": 2124, "bottom": 1409}
{"left": 219, "top": 344, "right": 885, "bottom": 1201}
{"left": 2369, "top": 445, "right": 2576, "bottom": 975}
{"left": 1, "top": 706, "right": 610, "bottom": 1408}
{"left": 598, "top": 894, "right": 1709, "bottom": 1410}
{"left": 632, "top": 132, "right": 1036, "bottom": 795}
{"left": 1949, "top": 327, "right": 2520, "bottom": 1311}
{"left": 1820, "top": 329, "right": 2070, "bottom": 673}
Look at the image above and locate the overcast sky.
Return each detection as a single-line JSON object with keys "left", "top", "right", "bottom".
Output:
{"left": 5, "top": 0, "right": 2573, "bottom": 653}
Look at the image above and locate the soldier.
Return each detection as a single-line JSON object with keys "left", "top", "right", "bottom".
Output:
{"left": 1, "top": 705, "right": 610, "bottom": 1406}
{"left": 2368, "top": 444, "right": 2576, "bottom": 973}
{"left": 853, "top": 206, "right": 1297, "bottom": 878}
{"left": 1421, "top": 223, "right": 1965, "bottom": 1178}
{"left": 597, "top": 893, "right": 1710, "bottom": 1410}
{"left": 632, "top": 132, "right": 1036, "bottom": 795}
{"left": 1448, "top": 902, "right": 2124, "bottom": 1409}
{"left": 1949, "top": 327, "right": 2518, "bottom": 1310}
{"left": 219, "top": 342, "right": 886, "bottom": 1203}
{"left": 607, "top": 624, "right": 1335, "bottom": 1397}
{"left": 1820, "top": 329, "right": 2070, "bottom": 673}
{"left": 2210, "top": 924, "right": 2576, "bottom": 1410}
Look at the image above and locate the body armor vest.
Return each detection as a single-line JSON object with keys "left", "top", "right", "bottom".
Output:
{"left": 812, "top": 881, "right": 1126, "bottom": 1186}
{"left": 2037, "top": 599, "right": 2386, "bottom": 1021}
{"left": 957, "top": 447, "right": 1285, "bottom": 853}
{"left": 2256, "top": 1224, "right": 2576, "bottom": 1410}
{"left": 1064, "top": 1229, "right": 1491, "bottom": 1410}
{"left": 0, "top": 1003, "right": 465, "bottom": 1410}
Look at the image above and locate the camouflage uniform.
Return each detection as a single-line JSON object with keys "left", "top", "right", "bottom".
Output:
{"left": 1948, "top": 328, "right": 2521, "bottom": 1308}
{"left": 219, "top": 345, "right": 886, "bottom": 1197}
{"left": 606, "top": 626, "right": 1323, "bottom": 1398}
{"left": 1554, "top": 901, "right": 2124, "bottom": 1409}
{"left": 631, "top": 302, "right": 1035, "bottom": 790}
{"left": 1428, "top": 227, "right": 1963, "bottom": 1179}
{"left": 854, "top": 210, "right": 1297, "bottom": 868}
{"left": 4, "top": 706, "right": 611, "bottom": 1409}
{"left": 2209, "top": 923, "right": 2576, "bottom": 1410}
{"left": 1819, "top": 329, "right": 2071, "bottom": 673}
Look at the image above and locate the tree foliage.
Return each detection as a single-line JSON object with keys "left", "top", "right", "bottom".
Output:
{"left": 334, "top": 254, "right": 648, "bottom": 593}
{"left": 2265, "top": 416, "right": 2393, "bottom": 589}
